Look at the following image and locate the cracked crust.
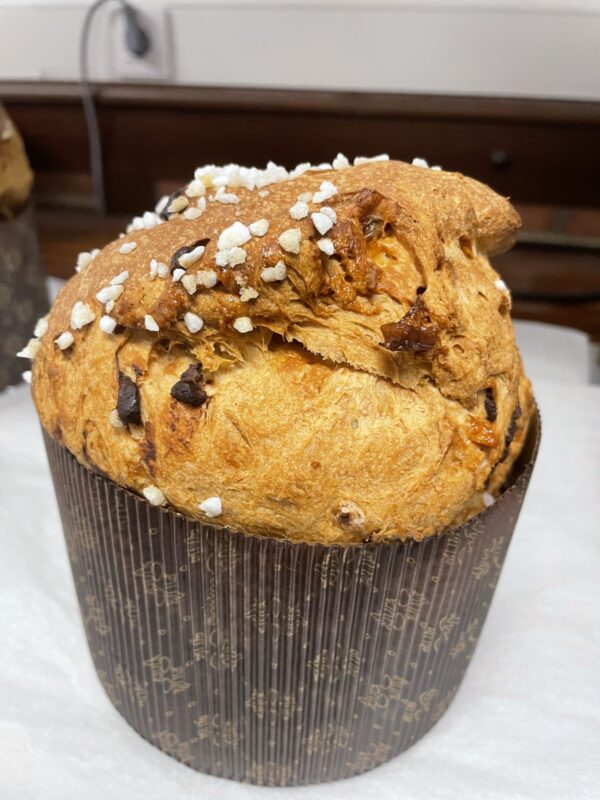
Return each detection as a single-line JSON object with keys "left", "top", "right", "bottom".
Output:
{"left": 32, "top": 159, "right": 533, "bottom": 543}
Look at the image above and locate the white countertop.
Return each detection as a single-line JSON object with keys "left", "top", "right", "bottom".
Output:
{"left": 1, "top": 321, "right": 599, "bottom": 800}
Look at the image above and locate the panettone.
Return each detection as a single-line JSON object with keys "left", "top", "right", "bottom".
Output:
{"left": 30, "top": 156, "right": 533, "bottom": 544}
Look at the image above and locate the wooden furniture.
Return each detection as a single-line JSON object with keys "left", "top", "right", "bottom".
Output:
{"left": 2, "top": 81, "right": 599, "bottom": 338}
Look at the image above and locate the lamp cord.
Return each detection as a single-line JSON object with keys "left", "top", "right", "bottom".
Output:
{"left": 80, "top": 0, "right": 149, "bottom": 215}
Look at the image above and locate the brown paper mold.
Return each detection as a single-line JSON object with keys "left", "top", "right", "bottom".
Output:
{"left": 0, "top": 204, "right": 48, "bottom": 390}
{"left": 44, "top": 409, "right": 539, "bottom": 786}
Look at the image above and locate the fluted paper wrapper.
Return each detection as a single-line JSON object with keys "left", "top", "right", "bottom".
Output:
{"left": 0, "top": 203, "right": 48, "bottom": 390}
{"left": 44, "top": 412, "right": 539, "bottom": 786}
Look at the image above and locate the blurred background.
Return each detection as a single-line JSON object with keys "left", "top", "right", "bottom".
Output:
{"left": 1, "top": 0, "right": 599, "bottom": 378}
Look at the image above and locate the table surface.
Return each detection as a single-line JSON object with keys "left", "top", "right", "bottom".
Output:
{"left": 1, "top": 322, "right": 599, "bottom": 800}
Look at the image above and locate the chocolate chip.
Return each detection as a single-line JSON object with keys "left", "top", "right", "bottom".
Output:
{"left": 500, "top": 404, "right": 522, "bottom": 461}
{"left": 171, "top": 382, "right": 207, "bottom": 407}
{"left": 117, "top": 372, "right": 141, "bottom": 426}
{"left": 180, "top": 363, "right": 203, "bottom": 383}
{"left": 170, "top": 239, "right": 210, "bottom": 272}
{"left": 170, "top": 363, "right": 207, "bottom": 407}
{"left": 159, "top": 188, "right": 184, "bottom": 220}
{"left": 361, "top": 215, "right": 385, "bottom": 241}
{"left": 380, "top": 295, "right": 439, "bottom": 352}
{"left": 484, "top": 387, "right": 497, "bottom": 422}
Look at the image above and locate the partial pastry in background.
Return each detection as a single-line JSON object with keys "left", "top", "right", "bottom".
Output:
{"left": 0, "top": 104, "right": 34, "bottom": 220}
{"left": 0, "top": 103, "right": 47, "bottom": 390}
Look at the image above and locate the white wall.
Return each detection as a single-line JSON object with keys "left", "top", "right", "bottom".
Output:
{"left": 1, "top": 1, "right": 599, "bottom": 100}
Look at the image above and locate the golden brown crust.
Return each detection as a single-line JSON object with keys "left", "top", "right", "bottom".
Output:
{"left": 31, "top": 158, "right": 532, "bottom": 543}
{"left": 0, "top": 105, "right": 33, "bottom": 219}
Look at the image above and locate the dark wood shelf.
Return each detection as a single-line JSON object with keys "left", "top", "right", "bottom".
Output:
{"left": 4, "top": 81, "right": 600, "bottom": 211}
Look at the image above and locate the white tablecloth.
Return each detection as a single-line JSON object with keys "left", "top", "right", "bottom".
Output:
{"left": 1, "top": 324, "right": 599, "bottom": 800}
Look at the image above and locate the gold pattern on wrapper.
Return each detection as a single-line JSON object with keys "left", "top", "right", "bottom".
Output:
{"left": 370, "top": 590, "right": 429, "bottom": 631}
{"left": 359, "top": 674, "right": 411, "bottom": 710}
{"left": 152, "top": 730, "right": 193, "bottom": 766}
{"left": 82, "top": 594, "right": 110, "bottom": 637}
{"left": 194, "top": 714, "right": 244, "bottom": 748}
{"left": 245, "top": 688, "right": 299, "bottom": 721}
{"left": 43, "top": 412, "right": 539, "bottom": 787}
{"left": 144, "top": 655, "right": 191, "bottom": 695}
{"left": 303, "top": 724, "right": 352, "bottom": 756}
{"left": 115, "top": 663, "right": 148, "bottom": 708}
{"left": 134, "top": 562, "right": 185, "bottom": 607}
